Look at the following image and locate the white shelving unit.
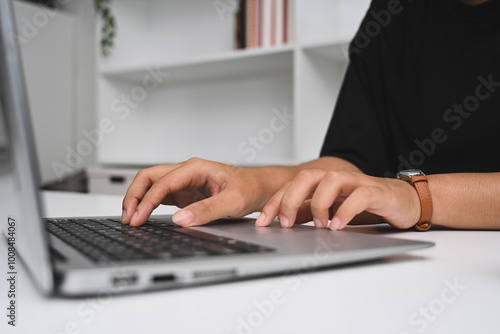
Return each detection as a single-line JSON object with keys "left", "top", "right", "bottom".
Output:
{"left": 95, "top": 0, "right": 371, "bottom": 172}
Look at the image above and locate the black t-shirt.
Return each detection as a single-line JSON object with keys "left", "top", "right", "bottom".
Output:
{"left": 320, "top": 0, "right": 500, "bottom": 177}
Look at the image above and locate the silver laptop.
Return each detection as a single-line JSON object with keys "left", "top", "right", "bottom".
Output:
{"left": 0, "top": 0, "right": 433, "bottom": 297}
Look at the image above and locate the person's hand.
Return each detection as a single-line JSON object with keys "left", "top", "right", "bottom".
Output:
{"left": 254, "top": 169, "right": 421, "bottom": 230}
{"left": 122, "top": 158, "right": 270, "bottom": 227}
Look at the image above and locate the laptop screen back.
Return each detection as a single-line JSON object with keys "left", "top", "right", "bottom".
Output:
{"left": 0, "top": 0, "right": 53, "bottom": 294}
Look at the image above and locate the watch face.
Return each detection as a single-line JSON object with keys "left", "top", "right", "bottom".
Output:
{"left": 397, "top": 169, "right": 425, "bottom": 181}
{"left": 401, "top": 169, "right": 425, "bottom": 177}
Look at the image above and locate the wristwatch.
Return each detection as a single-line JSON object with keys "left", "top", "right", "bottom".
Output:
{"left": 396, "top": 169, "right": 433, "bottom": 231}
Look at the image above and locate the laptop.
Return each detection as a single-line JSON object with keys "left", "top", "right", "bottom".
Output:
{"left": 0, "top": 0, "right": 433, "bottom": 297}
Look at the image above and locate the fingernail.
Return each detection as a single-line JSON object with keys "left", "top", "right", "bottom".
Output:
{"left": 280, "top": 216, "right": 290, "bottom": 228}
{"left": 172, "top": 209, "right": 194, "bottom": 226}
{"left": 121, "top": 209, "right": 127, "bottom": 224}
{"left": 330, "top": 217, "right": 342, "bottom": 231}
{"left": 313, "top": 218, "right": 324, "bottom": 228}
{"left": 130, "top": 211, "right": 139, "bottom": 226}
{"left": 255, "top": 213, "right": 266, "bottom": 226}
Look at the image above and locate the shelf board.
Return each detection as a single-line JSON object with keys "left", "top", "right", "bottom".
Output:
{"left": 301, "top": 39, "right": 351, "bottom": 63}
{"left": 99, "top": 157, "right": 299, "bottom": 168}
{"left": 100, "top": 45, "right": 295, "bottom": 84}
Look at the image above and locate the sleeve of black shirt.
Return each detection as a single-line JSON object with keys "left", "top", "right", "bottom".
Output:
{"left": 320, "top": 1, "right": 393, "bottom": 177}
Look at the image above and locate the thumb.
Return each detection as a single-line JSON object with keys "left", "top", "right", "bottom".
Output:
{"left": 171, "top": 190, "right": 246, "bottom": 227}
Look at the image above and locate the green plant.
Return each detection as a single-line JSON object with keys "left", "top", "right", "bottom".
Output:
{"left": 95, "top": 0, "right": 116, "bottom": 57}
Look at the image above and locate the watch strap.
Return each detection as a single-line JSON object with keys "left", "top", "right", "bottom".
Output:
{"left": 409, "top": 175, "right": 433, "bottom": 231}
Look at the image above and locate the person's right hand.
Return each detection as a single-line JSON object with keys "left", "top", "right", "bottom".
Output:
{"left": 121, "top": 158, "right": 271, "bottom": 227}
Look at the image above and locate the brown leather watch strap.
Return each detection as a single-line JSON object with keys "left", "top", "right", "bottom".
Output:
{"left": 410, "top": 175, "right": 433, "bottom": 231}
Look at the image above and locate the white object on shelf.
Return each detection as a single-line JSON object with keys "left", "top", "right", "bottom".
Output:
{"left": 87, "top": 167, "right": 139, "bottom": 196}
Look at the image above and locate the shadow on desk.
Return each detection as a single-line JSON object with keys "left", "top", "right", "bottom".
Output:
{"left": 345, "top": 223, "right": 500, "bottom": 234}
{"left": 344, "top": 224, "right": 454, "bottom": 235}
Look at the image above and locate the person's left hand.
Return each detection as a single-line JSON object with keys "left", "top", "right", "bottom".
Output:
{"left": 254, "top": 169, "right": 421, "bottom": 230}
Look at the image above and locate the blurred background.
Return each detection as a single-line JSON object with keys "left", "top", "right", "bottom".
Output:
{"left": 14, "top": 0, "right": 370, "bottom": 195}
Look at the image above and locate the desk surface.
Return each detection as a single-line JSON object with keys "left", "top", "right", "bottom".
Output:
{"left": 1, "top": 191, "right": 499, "bottom": 334}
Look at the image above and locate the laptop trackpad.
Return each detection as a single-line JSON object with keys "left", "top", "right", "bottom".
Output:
{"left": 192, "top": 218, "right": 306, "bottom": 235}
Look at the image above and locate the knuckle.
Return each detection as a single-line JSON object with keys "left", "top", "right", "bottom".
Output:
{"left": 297, "top": 169, "right": 313, "bottom": 179}
{"left": 135, "top": 168, "right": 148, "bottom": 179}
{"left": 135, "top": 166, "right": 158, "bottom": 180}
{"left": 310, "top": 201, "right": 327, "bottom": 214}
{"left": 186, "top": 157, "right": 203, "bottom": 165}
{"left": 296, "top": 169, "right": 321, "bottom": 181}
{"left": 325, "top": 170, "right": 341, "bottom": 182}
{"left": 326, "top": 170, "right": 352, "bottom": 182}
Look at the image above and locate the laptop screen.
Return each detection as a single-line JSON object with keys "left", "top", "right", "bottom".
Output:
{"left": 0, "top": 0, "right": 53, "bottom": 294}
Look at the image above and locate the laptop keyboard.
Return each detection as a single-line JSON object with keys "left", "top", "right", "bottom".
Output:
{"left": 45, "top": 218, "right": 274, "bottom": 263}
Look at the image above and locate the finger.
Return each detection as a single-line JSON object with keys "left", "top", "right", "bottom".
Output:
{"left": 122, "top": 164, "right": 182, "bottom": 224}
{"left": 330, "top": 186, "right": 381, "bottom": 230}
{"left": 279, "top": 169, "right": 327, "bottom": 228}
{"left": 130, "top": 163, "right": 205, "bottom": 226}
{"left": 309, "top": 172, "right": 359, "bottom": 228}
{"left": 172, "top": 190, "right": 248, "bottom": 227}
{"left": 255, "top": 183, "right": 290, "bottom": 227}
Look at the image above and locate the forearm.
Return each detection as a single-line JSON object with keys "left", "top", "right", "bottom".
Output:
{"left": 428, "top": 173, "right": 500, "bottom": 229}
{"left": 252, "top": 156, "right": 362, "bottom": 205}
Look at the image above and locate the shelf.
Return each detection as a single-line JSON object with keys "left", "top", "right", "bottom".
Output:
{"left": 99, "top": 158, "right": 299, "bottom": 169}
{"left": 94, "top": 0, "right": 369, "bottom": 172}
{"left": 301, "top": 39, "right": 351, "bottom": 63}
{"left": 100, "top": 45, "right": 295, "bottom": 84}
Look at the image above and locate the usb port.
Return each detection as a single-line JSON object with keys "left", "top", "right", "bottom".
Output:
{"left": 112, "top": 273, "right": 138, "bottom": 287}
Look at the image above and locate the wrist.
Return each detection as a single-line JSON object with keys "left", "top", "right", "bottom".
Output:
{"left": 251, "top": 166, "right": 297, "bottom": 206}
{"left": 426, "top": 174, "right": 444, "bottom": 227}
{"left": 401, "top": 180, "right": 422, "bottom": 228}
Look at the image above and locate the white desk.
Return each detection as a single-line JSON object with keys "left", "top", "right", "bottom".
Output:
{"left": 2, "top": 191, "right": 499, "bottom": 334}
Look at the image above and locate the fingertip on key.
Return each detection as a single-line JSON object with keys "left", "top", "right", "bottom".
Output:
{"left": 130, "top": 211, "right": 139, "bottom": 227}
{"left": 329, "top": 217, "right": 342, "bottom": 231}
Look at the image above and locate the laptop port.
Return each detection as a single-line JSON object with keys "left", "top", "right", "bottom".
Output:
{"left": 152, "top": 274, "right": 176, "bottom": 284}
{"left": 112, "top": 273, "right": 138, "bottom": 287}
